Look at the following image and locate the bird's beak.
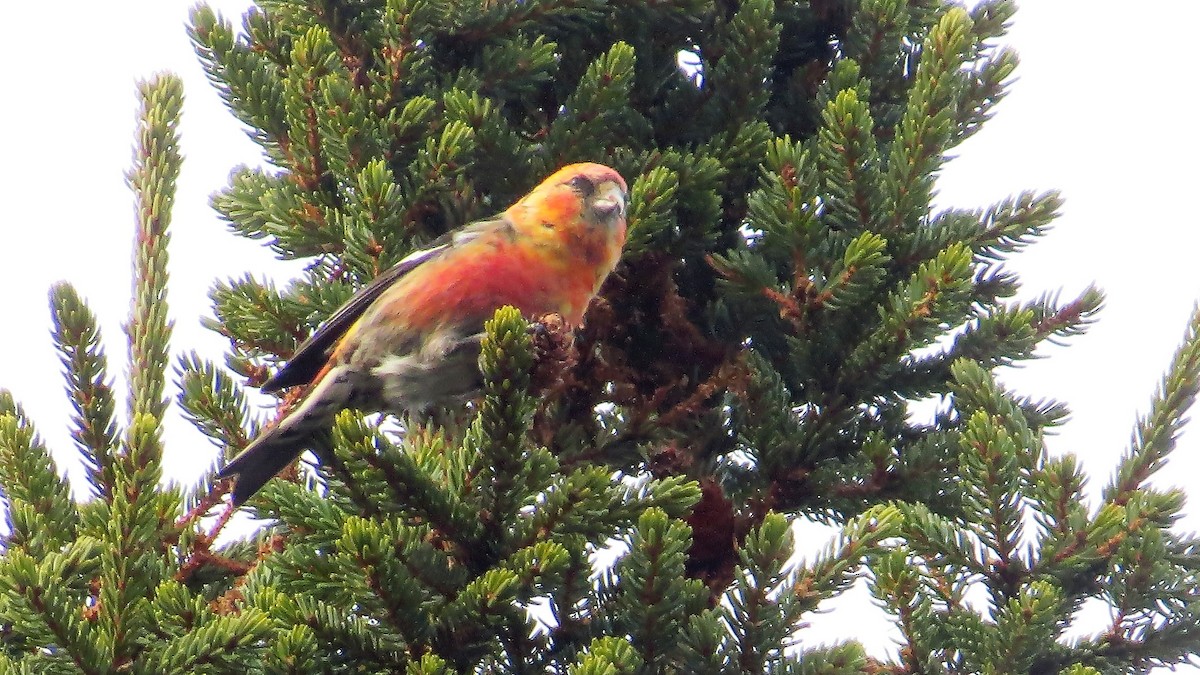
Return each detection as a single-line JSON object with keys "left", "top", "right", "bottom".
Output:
{"left": 592, "top": 181, "right": 626, "bottom": 219}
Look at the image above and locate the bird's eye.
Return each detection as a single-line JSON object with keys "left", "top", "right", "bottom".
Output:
{"left": 568, "top": 175, "right": 594, "bottom": 197}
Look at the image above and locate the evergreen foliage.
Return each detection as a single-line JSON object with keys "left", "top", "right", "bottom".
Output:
{"left": 0, "top": 76, "right": 272, "bottom": 672}
{"left": 1, "top": 1, "right": 1199, "bottom": 673}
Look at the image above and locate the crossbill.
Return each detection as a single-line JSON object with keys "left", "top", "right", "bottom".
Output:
{"left": 220, "top": 163, "right": 628, "bottom": 504}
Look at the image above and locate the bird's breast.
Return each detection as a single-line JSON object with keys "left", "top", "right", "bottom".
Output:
{"left": 387, "top": 237, "right": 596, "bottom": 330}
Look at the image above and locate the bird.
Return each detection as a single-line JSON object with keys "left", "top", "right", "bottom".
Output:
{"left": 219, "top": 163, "right": 629, "bottom": 504}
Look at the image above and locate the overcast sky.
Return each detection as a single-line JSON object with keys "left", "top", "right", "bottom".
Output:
{"left": 1, "top": 1, "right": 1198, "bottom": 668}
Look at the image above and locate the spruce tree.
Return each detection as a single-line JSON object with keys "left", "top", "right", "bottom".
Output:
{"left": 2, "top": 1, "right": 1199, "bottom": 673}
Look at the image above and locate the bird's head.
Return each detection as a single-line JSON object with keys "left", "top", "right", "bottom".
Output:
{"left": 508, "top": 162, "right": 628, "bottom": 242}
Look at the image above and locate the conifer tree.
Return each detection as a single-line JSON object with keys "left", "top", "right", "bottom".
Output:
{"left": 2, "top": 1, "right": 1199, "bottom": 673}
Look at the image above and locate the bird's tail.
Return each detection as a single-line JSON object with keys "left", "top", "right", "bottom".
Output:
{"left": 219, "top": 366, "right": 353, "bottom": 504}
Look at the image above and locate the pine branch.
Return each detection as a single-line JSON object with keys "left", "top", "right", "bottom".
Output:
{"left": 94, "top": 74, "right": 185, "bottom": 668}
{"left": 884, "top": 8, "right": 974, "bottom": 233}
{"left": 126, "top": 75, "right": 182, "bottom": 427}
{"left": 817, "top": 88, "right": 882, "bottom": 233}
{"left": 0, "top": 543, "right": 104, "bottom": 672}
{"left": 544, "top": 41, "right": 638, "bottom": 164}
{"left": 569, "top": 635, "right": 644, "bottom": 674}
{"left": 842, "top": 243, "right": 974, "bottom": 389}
{"left": 699, "top": 0, "right": 781, "bottom": 132}
{"left": 189, "top": 6, "right": 289, "bottom": 157}
{"left": 611, "top": 508, "right": 704, "bottom": 667}
{"left": 0, "top": 393, "right": 79, "bottom": 556}
{"left": 355, "top": 422, "right": 484, "bottom": 552}
{"left": 958, "top": 410, "right": 1026, "bottom": 601}
{"left": 467, "top": 307, "right": 537, "bottom": 565}
{"left": 175, "top": 352, "right": 253, "bottom": 454}
{"left": 49, "top": 282, "right": 119, "bottom": 497}
{"left": 842, "top": 0, "right": 910, "bottom": 96}
{"left": 1105, "top": 305, "right": 1200, "bottom": 504}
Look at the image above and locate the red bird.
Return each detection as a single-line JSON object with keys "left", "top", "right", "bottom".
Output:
{"left": 220, "top": 163, "right": 628, "bottom": 504}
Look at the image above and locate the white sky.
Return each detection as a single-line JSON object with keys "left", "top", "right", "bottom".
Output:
{"left": 1, "top": 1, "right": 1198, "bottom": 669}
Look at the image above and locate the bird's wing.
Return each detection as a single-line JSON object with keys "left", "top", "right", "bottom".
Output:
{"left": 261, "top": 218, "right": 502, "bottom": 392}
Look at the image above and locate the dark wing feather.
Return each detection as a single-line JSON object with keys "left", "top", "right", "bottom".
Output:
{"left": 260, "top": 219, "right": 500, "bottom": 392}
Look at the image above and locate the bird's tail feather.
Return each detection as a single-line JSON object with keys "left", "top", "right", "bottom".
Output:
{"left": 219, "top": 366, "right": 353, "bottom": 504}
{"left": 219, "top": 426, "right": 305, "bottom": 505}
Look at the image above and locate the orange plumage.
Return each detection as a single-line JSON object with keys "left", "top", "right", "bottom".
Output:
{"left": 219, "top": 163, "right": 628, "bottom": 504}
